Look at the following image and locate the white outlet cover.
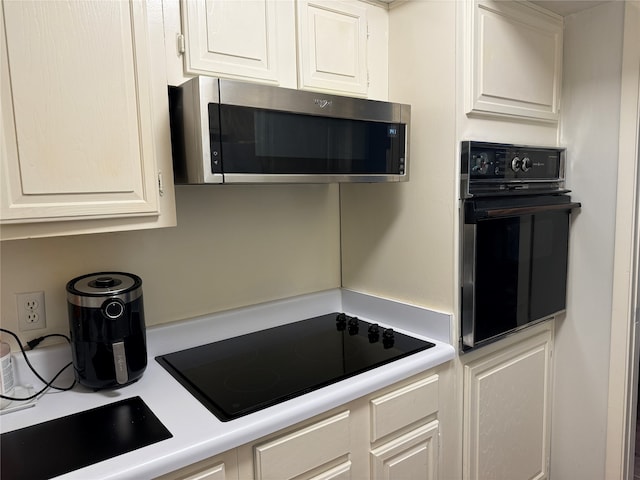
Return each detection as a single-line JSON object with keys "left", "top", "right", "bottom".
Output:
{"left": 16, "top": 292, "right": 46, "bottom": 331}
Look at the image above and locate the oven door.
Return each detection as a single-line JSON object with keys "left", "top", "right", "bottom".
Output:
{"left": 461, "top": 194, "right": 580, "bottom": 351}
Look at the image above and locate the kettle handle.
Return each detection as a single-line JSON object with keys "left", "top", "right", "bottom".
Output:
{"left": 112, "top": 341, "right": 129, "bottom": 385}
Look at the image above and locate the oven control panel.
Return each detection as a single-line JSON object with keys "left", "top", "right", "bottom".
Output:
{"left": 460, "top": 141, "right": 566, "bottom": 197}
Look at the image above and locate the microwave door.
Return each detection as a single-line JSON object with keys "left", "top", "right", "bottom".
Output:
{"left": 214, "top": 104, "right": 406, "bottom": 183}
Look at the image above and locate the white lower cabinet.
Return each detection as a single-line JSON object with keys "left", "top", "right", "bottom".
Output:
{"left": 370, "top": 421, "right": 439, "bottom": 480}
{"left": 254, "top": 411, "right": 351, "bottom": 480}
{"left": 155, "top": 450, "right": 238, "bottom": 480}
{"left": 159, "top": 369, "right": 441, "bottom": 480}
{"left": 462, "top": 324, "right": 553, "bottom": 480}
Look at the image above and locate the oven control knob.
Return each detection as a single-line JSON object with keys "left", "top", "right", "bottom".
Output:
{"left": 511, "top": 156, "right": 522, "bottom": 172}
{"left": 336, "top": 313, "right": 347, "bottom": 331}
{"left": 521, "top": 157, "right": 532, "bottom": 172}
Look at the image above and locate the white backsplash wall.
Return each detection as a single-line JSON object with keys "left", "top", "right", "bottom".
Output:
{"left": 0, "top": 185, "right": 341, "bottom": 345}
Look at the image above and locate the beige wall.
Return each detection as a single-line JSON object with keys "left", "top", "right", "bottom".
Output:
{"left": 340, "top": 1, "right": 457, "bottom": 315}
{"left": 0, "top": 185, "right": 341, "bottom": 344}
{"left": 340, "top": 8, "right": 460, "bottom": 478}
{"left": 552, "top": 3, "right": 627, "bottom": 478}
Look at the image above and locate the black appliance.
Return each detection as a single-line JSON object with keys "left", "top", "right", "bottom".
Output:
{"left": 67, "top": 272, "right": 147, "bottom": 389}
{"left": 0, "top": 397, "right": 171, "bottom": 480}
{"left": 156, "top": 312, "right": 434, "bottom": 421}
{"left": 168, "top": 76, "right": 410, "bottom": 184}
{"left": 460, "top": 141, "right": 581, "bottom": 352}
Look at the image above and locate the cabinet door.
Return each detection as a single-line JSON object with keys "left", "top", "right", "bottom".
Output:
{"left": 463, "top": 329, "right": 552, "bottom": 480}
{"left": 297, "top": 0, "right": 368, "bottom": 96}
{"left": 181, "top": 0, "right": 296, "bottom": 86}
{"left": 464, "top": 0, "right": 562, "bottom": 122}
{"left": 370, "top": 420, "right": 439, "bottom": 480}
{"left": 1, "top": 0, "right": 164, "bottom": 225}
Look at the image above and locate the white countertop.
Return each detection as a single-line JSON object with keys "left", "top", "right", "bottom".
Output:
{"left": 0, "top": 289, "right": 454, "bottom": 479}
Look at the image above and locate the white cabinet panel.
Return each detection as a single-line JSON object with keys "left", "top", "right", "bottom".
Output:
{"left": 254, "top": 411, "right": 350, "bottom": 480}
{"left": 464, "top": 0, "right": 562, "bottom": 122}
{"left": 370, "top": 421, "right": 439, "bottom": 480}
{"left": 297, "top": 0, "right": 368, "bottom": 96}
{"left": 308, "top": 461, "right": 352, "bottom": 480}
{"left": 181, "top": 0, "right": 295, "bottom": 85}
{"left": 155, "top": 450, "right": 237, "bottom": 480}
{"left": 463, "top": 328, "right": 552, "bottom": 480}
{"left": 1, "top": 0, "right": 174, "bottom": 234}
{"left": 370, "top": 374, "right": 438, "bottom": 442}
{"left": 4, "top": 1, "right": 142, "bottom": 197}
{"left": 159, "top": 368, "right": 443, "bottom": 480}
{"left": 172, "top": 463, "right": 225, "bottom": 480}
{"left": 170, "top": 0, "right": 385, "bottom": 97}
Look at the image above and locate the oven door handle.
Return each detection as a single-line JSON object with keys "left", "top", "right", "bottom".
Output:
{"left": 472, "top": 201, "right": 582, "bottom": 220}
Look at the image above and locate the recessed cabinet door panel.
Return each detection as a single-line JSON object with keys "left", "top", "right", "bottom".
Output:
{"left": 465, "top": 0, "right": 562, "bottom": 122}
{"left": 463, "top": 330, "right": 552, "bottom": 480}
{"left": 481, "top": 14, "right": 556, "bottom": 106}
{"left": 182, "top": 0, "right": 285, "bottom": 83}
{"left": 1, "top": 0, "right": 159, "bottom": 222}
{"left": 297, "top": 0, "right": 368, "bottom": 96}
{"left": 205, "top": 1, "right": 269, "bottom": 64}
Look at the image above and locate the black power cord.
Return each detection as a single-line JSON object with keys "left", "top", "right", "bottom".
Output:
{"left": 0, "top": 328, "right": 76, "bottom": 401}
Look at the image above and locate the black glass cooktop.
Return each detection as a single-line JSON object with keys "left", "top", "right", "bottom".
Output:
{"left": 156, "top": 312, "right": 435, "bottom": 421}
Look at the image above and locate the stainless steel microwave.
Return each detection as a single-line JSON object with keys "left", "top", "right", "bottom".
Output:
{"left": 168, "top": 76, "right": 411, "bottom": 184}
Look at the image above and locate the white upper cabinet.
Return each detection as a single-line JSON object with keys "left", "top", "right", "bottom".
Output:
{"left": 464, "top": 0, "right": 563, "bottom": 122}
{"left": 297, "top": 0, "right": 368, "bottom": 96}
{"left": 171, "top": 0, "right": 385, "bottom": 98}
{"left": 0, "top": 0, "right": 176, "bottom": 239}
{"left": 181, "top": 0, "right": 296, "bottom": 85}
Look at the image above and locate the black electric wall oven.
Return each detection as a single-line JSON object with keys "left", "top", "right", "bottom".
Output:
{"left": 460, "top": 141, "right": 581, "bottom": 352}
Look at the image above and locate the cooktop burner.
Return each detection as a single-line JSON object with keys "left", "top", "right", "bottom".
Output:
{"left": 156, "top": 312, "right": 435, "bottom": 421}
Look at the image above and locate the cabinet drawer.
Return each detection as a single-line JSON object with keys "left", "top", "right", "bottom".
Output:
{"left": 254, "top": 411, "right": 350, "bottom": 480}
{"left": 370, "top": 375, "right": 439, "bottom": 442}
{"left": 155, "top": 450, "right": 237, "bottom": 480}
{"left": 370, "top": 420, "right": 439, "bottom": 480}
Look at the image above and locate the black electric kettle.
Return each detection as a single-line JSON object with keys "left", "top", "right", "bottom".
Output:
{"left": 66, "top": 272, "right": 147, "bottom": 389}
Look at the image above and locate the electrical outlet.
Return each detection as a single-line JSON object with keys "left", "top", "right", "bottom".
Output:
{"left": 16, "top": 291, "right": 46, "bottom": 331}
